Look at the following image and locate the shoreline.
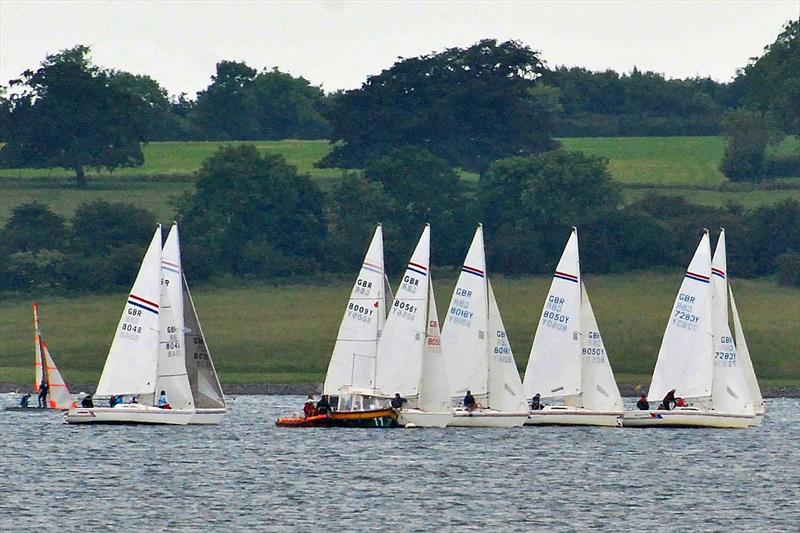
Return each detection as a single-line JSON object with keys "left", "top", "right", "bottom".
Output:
{"left": 2, "top": 382, "right": 798, "bottom": 398}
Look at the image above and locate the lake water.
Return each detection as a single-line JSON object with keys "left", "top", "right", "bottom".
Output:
{"left": 1, "top": 395, "right": 798, "bottom": 531}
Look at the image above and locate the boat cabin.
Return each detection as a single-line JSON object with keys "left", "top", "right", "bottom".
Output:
{"left": 336, "top": 386, "right": 392, "bottom": 412}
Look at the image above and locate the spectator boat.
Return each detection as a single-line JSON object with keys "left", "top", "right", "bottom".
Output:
{"left": 622, "top": 230, "right": 756, "bottom": 428}
{"left": 522, "top": 228, "right": 623, "bottom": 427}
{"left": 442, "top": 225, "right": 529, "bottom": 428}
{"left": 65, "top": 226, "right": 196, "bottom": 425}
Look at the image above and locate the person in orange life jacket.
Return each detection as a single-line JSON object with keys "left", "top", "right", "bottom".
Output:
{"left": 303, "top": 396, "right": 318, "bottom": 418}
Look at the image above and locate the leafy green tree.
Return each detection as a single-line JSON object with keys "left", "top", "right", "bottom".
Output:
{"left": 719, "top": 109, "right": 782, "bottom": 182}
{"left": 363, "top": 147, "right": 472, "bottom": 268}
{"left": 252, "top": 68, "right": 330, "bottom": 139}
{"left": 191, "top": 61, "right": 260, "bottom": 140}
{"left": 735, "top": 19, "right": 800, "bottom": 133}
{"left": 71, "top": 200, "right": 157, "bottom": 257}
{"left": 325, "top": 173, "right": 385, "bottom": 271}
{"left": 2, "top": 202, "right": 69, "bottom": 253}
{"left": 479, "top": 151, "right": 620, "bottom": 272}
{"left": 178, "top": 145, "right": 326, "bottom": 277}
{"left": 0, "top": 45, "right": 152, "bottom": 187}
{"left": 319, "top": 39, "right": 560, "bottom": 172}
{"left": 108, "top": 71, "right": 177, "bottom": 141}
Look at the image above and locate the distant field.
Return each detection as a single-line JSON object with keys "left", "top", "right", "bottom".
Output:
{"left": 2, "top": 136, "right": 799, "bottom": 223}
{"left": 1, "top": 272, "right": 797, "bottom": 387}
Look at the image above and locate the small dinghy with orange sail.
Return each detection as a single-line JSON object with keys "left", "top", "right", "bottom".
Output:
{"left": 5, "top": 303, "right": 77, "bottom": 412}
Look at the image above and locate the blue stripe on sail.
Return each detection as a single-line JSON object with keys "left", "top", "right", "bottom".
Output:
{"left": 128, "top": 300, "right": 159, "bottom": 314}
{"left": 461, "top": 267, "right": 485, "bottom": 278}
{"left": 554, "top": 272, "right": 578, "bottom": 283}
{"left": 161, "top": 266, "right": 180, "bottom": 274}
{"left": 685, "top": 273, "right": 710, "bottom": 284}
{"left": 407, "top": 266, "right": 427, "bottom": 277}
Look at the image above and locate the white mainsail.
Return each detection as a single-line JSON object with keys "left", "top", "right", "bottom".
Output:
{"left": 96, "top": 226, "right": 163, "bottom": 397}
{"left": 154, "top": 287, "right": 194, "bottom": 410}
{"left": 578, "top": 283, "right": 624, "bottom": 411}
{"left": 323, "top": 225, "right": 388, "bottom": 395}
{"left": 648, "top": 231, "right": 714, "bottom": 403}
{"left": 710, "top": 230, "right": 754, "bottom": 415}
{"left": 729, "top": 287, "right": 765, "bottom": 416}
{"left": 523, "top": 229, "right": 582, "bottom": 400}
{"left": 375, "top": 225, "right": 430, "bottom": 397}
{"left": 442, "top": 225, "right": 490, "bottom": 402}
{"left": 418, "top": 279, "right": 452, "bottom": 412}
{"left": 486, "top": 281, "right": 527, "bottom": 411}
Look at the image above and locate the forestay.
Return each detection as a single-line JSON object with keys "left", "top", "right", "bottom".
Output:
{"left": 375, "top": 225, "right": 430, "bottom": 397}
{"left": 648, "top": 231, "right": 714, "bottom": 402}
{"left": 442, "top": 225, "right": 490, "bottom": 401}
{"left": 96, "top": 226, "right": 163, "bottom": 397}
{"left": 323, "top": 225, "right": 388, "bottom": 395}
{"left": 486, "top": 281, "right": 527, "bottom": 412}
{"left": 710, "top": 230, "right": 754, "bottom": 415}
{"left": 523, "top": 229, "right": 582, "bottom": 400}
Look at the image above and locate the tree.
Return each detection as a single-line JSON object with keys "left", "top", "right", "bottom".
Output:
{"left": 71, "top": 200, "right": 157, "bottom": 257}
{"left": 2, "top": 202, "right": 68, "bottom": 253}
{"left": 719, "top": 109, "right": 782, "bottom": 182}
{"left": 479, "top": 151, "right": 620, "bottom": 272}
{"left": 0, "top": 45, "right": 152, "bottom": 187}
{"left": 191, "top": 61, "right": 260, "bottom": 140}
{"left": 363, "top": 147, "right": 473, "bottom": 268}
{"left": 178, "top": 145, "right": 326, "bottom": 277}
{"left": 735, "top": 19, "right": 800, "bottom": 133}
{"left": 252, "top": 68, "right": 330, "bottom": 139}
{"left": 319, "top": 39, "right": 560, "bottom": 172}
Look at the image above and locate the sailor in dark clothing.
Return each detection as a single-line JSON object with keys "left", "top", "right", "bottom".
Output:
{"left": 636, "top": 394, "right": 650, "bottom": 410}
{"left": 659, "top": 389, "right": 677, "bottom": 410}
{"left": 37, "top": 380, "right": 49, "bottom": 408}
{"left": 81, "top": 394, "right": 94, "bottom": 408}
{"left": 530, "top": 393, "right": 543, "bottom": 410}
{"left": 390, "top": 393, "right": 407, "bottom": 409}
{"left": 463, "top": 390, "right": 477, "bottom": 411}
{"left": 19, "top": 393, "right": 31, "bottom": 407}
{"left": 316, "top": 395, "right": 331, "bottom": 415}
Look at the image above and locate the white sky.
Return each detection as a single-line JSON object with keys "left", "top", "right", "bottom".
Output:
{"left": 1, "top": 1, "right": 798, "bottom": 97}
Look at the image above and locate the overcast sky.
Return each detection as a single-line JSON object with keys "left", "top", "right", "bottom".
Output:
{"left": 1, "top": 1, "right": 797, "bottom": 97}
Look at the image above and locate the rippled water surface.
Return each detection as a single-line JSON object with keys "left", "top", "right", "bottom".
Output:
{"left": 1, "top": 395, "right": 798, "bottom": 531}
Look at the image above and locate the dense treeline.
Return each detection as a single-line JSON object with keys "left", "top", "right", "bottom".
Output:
{"left": 2, "top": 146, "right": 798, "bottom": 294}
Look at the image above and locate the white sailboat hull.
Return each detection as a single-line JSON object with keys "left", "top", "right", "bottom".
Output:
{"left": 189, "top": 407, "right": 227, "bottom": 425}
{"left": 749, "top": 412, "right": 764, "bottom": 427}
{"left": 622, "top": 408, "right": 754, "bottom": 428}
{"left": 448, "top": 408, "right": 528, "bottom": 428}
{"left": 64, "top": 404, "right": 194, "bottom": 425}
{"left": 525, "top": 406, "right": 623, "bottom": 427}
{"left": 397, "top": 409, "right": 452, "bottom": 428}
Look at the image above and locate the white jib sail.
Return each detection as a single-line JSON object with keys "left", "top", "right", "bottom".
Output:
{"left": 42, "top": 342, "right": 74, "bottom": 409}
{"left": 442, "top": 225, "right": 490, "bottom": 402}
{"left": 729, "top": 286, "right": 764, "bottom": 415}
{"left": 710, "top": 230, "right": 754, "bottom": 415}
{"left": 418, "top": 279, "right": 452, "bottom": 412}
{"left": 161, "top": 224, "right": 184, "bottom": 344}
{"left": 648, "top": 231, "right": 714, "bottom": 403}
{"left": 154, "top": 285, "right": 194, "bottom": 410}
{"left": 579, "top": 282, "right": 623, "bottom": 411}
{"left": 323, "top": 225, "right": 387, "bottom": 395}
{"left": 96, "top": 226, "right": 163, "bottom": 397}
{"left": 486, "top": 280, "right": 527, "bottom": 412}
{"left": 375, "top": 225, "right": 430, "bottom": 397}
{"left": 523, "top": 228, "right": 582, "bottom": 400}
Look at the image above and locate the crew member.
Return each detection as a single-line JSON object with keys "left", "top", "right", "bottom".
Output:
{"left": 530, "top": 393, "right": 543, "bottom": 410}
{"left": 158, "top": 390, "right": 172, "bottom": 409}
{"left": 659, "top": 389, "right": 677, "bottom": 411}
{"left": 37, "top": 380, "right": 49, "bottom": 408}
{"left": 636, "top": 394, "right": 650, "bottom": 410}
{"left": 463, "top": 390, "right": 477, "bottom": 411}
{"left": 81, "top": 393, "right": 94, "bottom": 408}
{"left": 391, "top": 393, "right": 407, "bottom": 409}
{"left": 303, "top": 396, "right": 317, "bottom": 418}
{"left": 316, "top": 394, "right": 331, "bottom": 415}
{"left": 19, "top": 393, "right": 31, "bottom": 407}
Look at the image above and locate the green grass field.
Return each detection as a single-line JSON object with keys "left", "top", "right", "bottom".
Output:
{"left": 2, "top": 136, "right": 799, "bottom": 224}
{"left": 1, "top": 272, "right": 797, "bottom": 387}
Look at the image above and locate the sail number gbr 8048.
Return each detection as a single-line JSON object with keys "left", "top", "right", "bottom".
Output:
{"left": 121, "top": 306, "right": 144, "bottom": 339}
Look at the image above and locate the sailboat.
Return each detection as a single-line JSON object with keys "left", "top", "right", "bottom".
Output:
{"left": 442, "top": 225, "right": 529, "bottom": 428}
{"left": 6, "top": 303, "right": 76, "bottom": 411}
{"left": 66, "top": 226, "right": 196, "bottom": 425}
{"left": 277, "top": 224, "right": 397, "bottom": 427}
{"left": 161, "top": 223, "right": 227, "bottom": 425}
{"left": 730, "top": 286, "right": 765, "bottom": 425}
{"left": 623, "top": 230, "right": 755, "bottom": 428}
{"left": 522, "top": 228, "right": 624, "bottom": 426}
{"left": 373, "top": 225, "right": 452, "bottom": 428}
